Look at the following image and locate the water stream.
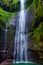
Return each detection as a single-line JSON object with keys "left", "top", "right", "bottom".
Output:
{"left": 14, "top": 0, "right": 28, "bottom": 62}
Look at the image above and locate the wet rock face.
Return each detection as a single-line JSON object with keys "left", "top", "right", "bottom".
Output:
{"left": 25, "top": 10, "right": 34, "bottom": 33}
{"left": 0, "top": 28, "right": 5, "bottom": 50}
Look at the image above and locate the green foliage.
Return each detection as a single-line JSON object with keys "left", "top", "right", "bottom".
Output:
{"left": 13, "top": 0, "right": 18, "bottom": 4}
{"left": 0, "top": 8, "right": 17, "bottom": 28}
{"left": 1, "top": 0, "right": 19, "bottom": 6}
{"left": 27, "top": 0, "right": 43, "bottom": 18}
{"left": 26, "top": 0, "right": 33, "bottom": 8}
{"left": 0, "top": 0, "right": 20, "bottom": 11}
{"left": 27, "top": 0, "right": 43, "bottom": 50}
{"left": 0, "top": 8, "right": 11, "bottom": 22}
{"left": 33, "top": 22, "right": 43, "bottom": 50}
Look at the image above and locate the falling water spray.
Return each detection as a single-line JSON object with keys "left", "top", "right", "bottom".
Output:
{"left": 13, "top": 0, "right": 27, "bottom": 63}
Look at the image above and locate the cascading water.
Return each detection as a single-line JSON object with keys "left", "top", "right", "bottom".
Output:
{"left": 14, "top": 0, "right": 28, "bottom": 62}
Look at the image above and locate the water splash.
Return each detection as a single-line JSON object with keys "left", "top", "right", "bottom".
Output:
{"left": 13, "top": 0, "right": 27, "bottom": 62}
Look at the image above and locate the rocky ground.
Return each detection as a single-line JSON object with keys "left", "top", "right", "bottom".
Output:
{"left": 0, "top": 59, "right": 13, "bottom": 65}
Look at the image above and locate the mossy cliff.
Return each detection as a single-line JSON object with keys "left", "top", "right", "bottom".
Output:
{"left": 0, "top": 0, "right": 43, "bottom": 50}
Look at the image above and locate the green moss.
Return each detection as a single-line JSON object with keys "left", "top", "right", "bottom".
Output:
{"left": 27, "top": 0, "right": 43, "bottom": 18}
{"left": 0, "top": 7, "right": 17, "bottom": 28}
{"left": 33, "top": 22, "right": 43, "bottom": 50}
{"left": 0, "top": 7, "right": 17, "bottom": 21}
{"left": 0, "top": 0, "right": 20, "bottom": 12}
{"left": 28, "top": 1, "right": 43, "bottom": 50}
{"left": 1, "top": 0, "right": 19, "bottom": 6}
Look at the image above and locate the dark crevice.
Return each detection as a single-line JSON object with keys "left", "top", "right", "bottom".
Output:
{"left": 33, "top": 17, "right": 43, "bottom": 29}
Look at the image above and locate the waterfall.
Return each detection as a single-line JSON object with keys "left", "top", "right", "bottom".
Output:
{"left": 14, "top": 0, "right": 28, "bottom": 63}
{"left": 20, "top": 0, "right": 25, "bottom": 10}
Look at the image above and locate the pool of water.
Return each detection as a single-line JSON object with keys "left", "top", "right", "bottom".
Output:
{"left": 11, "top": 62, "right": 41, "bottom": 65}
